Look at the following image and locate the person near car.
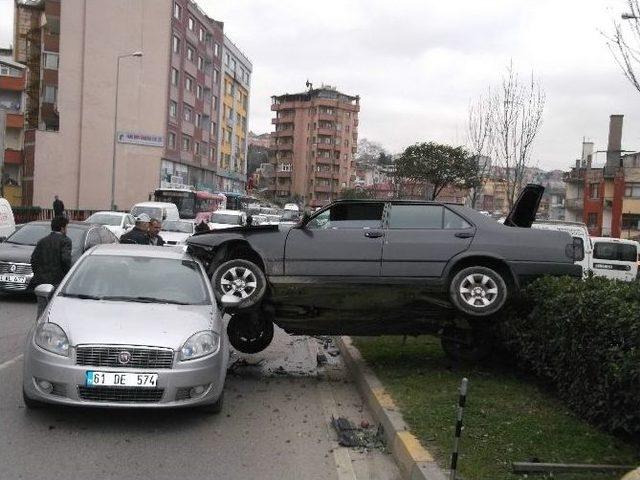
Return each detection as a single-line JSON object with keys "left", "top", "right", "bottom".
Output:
{"left": 52, "top": 195, "right": 65, "bottom": 218}
{"left": 120, "top": 214, "right": 151, "bottom": 245}
{"left": 148, "top": 218, "right": 165, "bottom": 246}
{"left": 31, "top": 216, "right": 73, "bottom": 316}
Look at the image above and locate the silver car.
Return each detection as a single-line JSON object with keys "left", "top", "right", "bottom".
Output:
{"left": 23, "top": 244, "right": 231, "bottom": 413}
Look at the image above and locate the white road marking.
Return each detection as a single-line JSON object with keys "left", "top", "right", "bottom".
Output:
{"left": 0, "top": 354, "right": 23, "bottom": 371}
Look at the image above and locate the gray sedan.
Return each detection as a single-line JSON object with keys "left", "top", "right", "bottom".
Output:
{"left": 23, "top": 244, "right": 232, "bottom": 413}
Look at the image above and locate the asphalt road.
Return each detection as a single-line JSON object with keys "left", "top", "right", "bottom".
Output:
{"left": 0, "top": 294, "right": 400, "bottom": 480}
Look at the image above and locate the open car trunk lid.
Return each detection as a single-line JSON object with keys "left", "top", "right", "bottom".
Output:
{"left": 503, "top": 184, "right": 545, "bottom": 228}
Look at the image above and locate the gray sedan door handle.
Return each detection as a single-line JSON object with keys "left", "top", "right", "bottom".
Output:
{"left": 455, "top": 232, "right": 474, "bottom": 239}
{"left": 364, "top": 230, "right": 384, "bottom": 238}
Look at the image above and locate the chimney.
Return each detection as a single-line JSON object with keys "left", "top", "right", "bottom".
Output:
{"left": 581, "top": 141, "right": 594, "bottom": 163}
{"left": 575, "top": 159, "right": 580, "bottom": 168}
{"left": 606, "top": 114, "right": 623, "bottom": 167}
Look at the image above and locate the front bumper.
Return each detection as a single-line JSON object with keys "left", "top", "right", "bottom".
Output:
{"left": 511, "top": 261, "right": 583, "bottom": 285}
{"left": 0, "top": 275, "right": 33, "bottom": 293}
{"left": 23, "top": 339, "right": 229, "bottom": 408}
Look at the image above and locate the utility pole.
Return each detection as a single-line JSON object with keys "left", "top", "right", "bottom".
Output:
{"left": 0, "top": 109, "right": 6, "bottom": 199}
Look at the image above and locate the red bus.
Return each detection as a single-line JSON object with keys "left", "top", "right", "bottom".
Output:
{"left": 153, "top": 189, "right": 226, "bottom": 220}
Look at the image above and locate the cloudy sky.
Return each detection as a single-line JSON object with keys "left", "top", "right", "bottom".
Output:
{"left": 1, "top": 0, "right": 639, "bottom": 170}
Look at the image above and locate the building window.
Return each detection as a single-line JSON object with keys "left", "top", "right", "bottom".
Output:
{"left": 182, "top": 135, "right": 191, "bottom": 151}
{"left": 212, "top": 96, "right": 218, "bottom": 111}
{"left": 195, "top": 141, "right": 200, "bottom": 155}
{"left": 195, "top": 113, "right": 201, "bottom": 127}
{"left": 187, "top": 45, "right": 195, "bottom": 62}
{"left": 236, "top": 112, "right": 242, "bottom": 125}
{"left": 587, "top": 212, "right": 598, "bottom": 228}
{"left": 213, "top": 69, "right": 219, "bottom": 83}
{"left": 43, "top": 52, "right": 59, "bottom": 70}
{"left": 173, "top": 2, "right": 181, "bottom": 19}
{"left": 279, "top": 163, "right": 292, "bottom": 172}
{"left": 225, "top": 81, "right": 232, "bottom": 95}
{"left": 211, "top": 121, "right": 217, "bottom": 136}
{"left": 196, "top": 85, "right": 203, "bottom": 99}
{"left": 622, "top": 213, "right": 640, "bottom": 230}
{"left": 624, "top": 183, "right": 640, "bottom": 197}
{"left": 169, "top": 100, "right": 177, "bottom": 118}
{"left": 183, "top": 105, "right": 193, "bottom": 122}
{"left": 172, "top": 35, "right": 181, "bottom": 54}
{"left": 199, "top": 28, "right": 204, "bottom": 42}
{"left": 185, "top": 75, "right": 193, "bottom": 91}
{"left": 589, "top": 182, "right": 599, "bottom": 199}
{"left": 43, "top": 85, "right": 57, "bottom": 103}
{"left": 197, "top": 56, "right": 204, "bottom": 70}
{"left": 188, "top": 17, "right": 194, "bottom": 31}
{"left": 214, "top": 43, "right": 220, "bottom": 56}
{"left": 171, "top": 67, "right": 179, "bottom": 86}
{"left": 224, "top": 129, "right": 232, "bottom": 143}
{"left": 167, "top": 132, "right": 176, "bottom": 149}
{"left": 231, "top": 58, "right": 236, "bottom": 71}
{"left": 225, "top": 52, "right": 230, "bottom": 66}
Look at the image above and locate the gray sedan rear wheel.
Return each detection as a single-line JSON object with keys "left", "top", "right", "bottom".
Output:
{"left": 449, "top": 266, "right": 508, "bottom": 317}
{"left": 212, "top": 259, "right": 266, "bottom": 310}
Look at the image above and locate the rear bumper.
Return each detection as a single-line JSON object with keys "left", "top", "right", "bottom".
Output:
{"left": 511, "top": 261, "right": 583, "bottom": 285}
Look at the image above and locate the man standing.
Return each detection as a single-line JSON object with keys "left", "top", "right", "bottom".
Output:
{"left": 120, "top": 214, "right": 151, "bottom": 244}
{"left": 148, "top": 218, "right": 165, "bottom": 246}
{"left": 31, "top": 216, "right": 72, "bottom": 289}
{"left": 52, "top": 195, "right": 65, "bottom": 218}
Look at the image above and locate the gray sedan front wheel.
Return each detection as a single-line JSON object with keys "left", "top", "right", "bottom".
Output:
{"left": 449, "top": 266, "right": 508, "bottom": 317}
{"left": 212, "top": 259, "right": 267, "bottom": 310}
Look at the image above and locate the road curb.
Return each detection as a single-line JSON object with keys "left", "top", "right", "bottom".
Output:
{"left": 336, "top": 336, "right": 447, "bottom": 480}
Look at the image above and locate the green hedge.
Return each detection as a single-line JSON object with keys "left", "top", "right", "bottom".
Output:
{"left": 498, "top": 276, "right": 640, "bottom": 438}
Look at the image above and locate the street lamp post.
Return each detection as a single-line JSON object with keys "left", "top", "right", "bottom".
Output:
{"left": 110, "top": 51, "right": 143, "bottom": 211}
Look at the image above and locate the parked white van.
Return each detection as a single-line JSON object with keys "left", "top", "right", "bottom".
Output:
{"left": 0, "top": 198, "right": 16, "bottom": 240}
{"left": 590, "top": 237, "right": 639, "bottom": 282}
{"left": 130, "top": 202, "right": 180, "bottom": 222}
{"left": 532, "top": 220, "right": 591, "bottom": 276}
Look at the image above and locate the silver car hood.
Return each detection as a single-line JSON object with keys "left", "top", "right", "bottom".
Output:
{"left": 160, "top": 231, "right": 191, "bottom": 243}
{"left": 47, "top": 297, "right": 218, "bottom": 350}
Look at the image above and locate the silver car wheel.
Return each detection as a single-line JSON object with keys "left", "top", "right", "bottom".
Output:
{"left": 220, "top": 266, "right": 258, "bottom": 299}
{"left": 458, "top": 274, "right": 499, "bottom": 308}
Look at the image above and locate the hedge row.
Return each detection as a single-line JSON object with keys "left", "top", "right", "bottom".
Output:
{"left": 498, "top": 276, "right": 640, "bottom": 438}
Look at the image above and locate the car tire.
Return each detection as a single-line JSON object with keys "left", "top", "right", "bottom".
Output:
{"left": 212, "top": 259, "right": 267, "bottom": 310}
{"left": 227, "top": 310, "right": 274, "bottom": 354}
{"left": 200, "top": 391, "right": 224, "bottom": 414}
{"left": 440, "top": 325, "right": 493, "bottom": 362}
{"left": 449, "top": 266, "right": 508, "bottom": 317}
{"left": 22, "top": 389, "right": 45, "bottom": 410}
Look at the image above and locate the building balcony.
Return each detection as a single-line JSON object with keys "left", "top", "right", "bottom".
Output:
{"left": 0, "top": 75, "right": 26, "bottom": 91}
{"left": 563, "top": 169, "right": 584, "bottom": 183}
{"left": 272, "top": 115, "right": 295, "bottom": 124}
{"left": 317, "top": 127, "right": 337, "bottom": 136}
{"left": 314, "top": 184, "right": 335, "bottom": 193}
{"left": 4, "top": 149, "right": 23, "bottom": 165}
{"left": 271, "top": 143, "right": 294, "bottom": 151}
{"left": 274, "top": 170, "right": 292, "bottom": 178}
{"left": 315, "top": 170, "right": 334, "bottom": 179}
{"left": 565, "top": 198, "right": 584, "bottom": 210}
{"left": 316, "top": 142, "right": 334, "bottom": 150}
{"left": 5, "top": 113, "right": 24, "bottom": 129}
{"left": 317, "top": 113, "right": 337, "bottom": 122}
{"left": 272, "top": 130, "right": 294, "bottom": 137}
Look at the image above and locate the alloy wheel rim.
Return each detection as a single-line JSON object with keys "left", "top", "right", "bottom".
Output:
{"left": 459, "top": 273, "right": 498, "bottom": 308}
{"left": 220, "top": 267, "right": 258, "bottom": 299}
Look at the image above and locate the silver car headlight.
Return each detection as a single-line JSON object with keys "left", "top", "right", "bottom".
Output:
{"left": 180, "top": 331, "right": 220, "bottom": 361}
{"left": 35, "top": 322, "right": 70, "bottom": 357}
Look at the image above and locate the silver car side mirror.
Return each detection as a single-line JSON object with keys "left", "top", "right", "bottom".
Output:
{"left": 220, "top": 294, "right": 241, "bottom": 309}
{"left": 34, "top": 284, "right": 55, "bottom": 300}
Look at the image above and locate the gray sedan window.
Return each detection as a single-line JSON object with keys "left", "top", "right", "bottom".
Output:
{"left": 389, "top": 205, "right": 443, "bottom": 229}
{"left": 444, "top": 208, "right": 471, "bottom": 229}
{"left": 307, "top": 203, "right": 384, "bottom": 229}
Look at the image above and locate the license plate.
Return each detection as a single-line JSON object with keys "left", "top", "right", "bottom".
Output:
{"left": 0, "top": 274, "right": 27, "bottom": 284}
{"left": 85, "top": 371, "right": 158, "bottom": 388}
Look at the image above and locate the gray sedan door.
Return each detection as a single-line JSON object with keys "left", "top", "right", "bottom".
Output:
{"left": 381, "top": 204, "right": 475, "bottom": 278}
{"left": 284, "top": 202, "right": 385, "bottom": 276}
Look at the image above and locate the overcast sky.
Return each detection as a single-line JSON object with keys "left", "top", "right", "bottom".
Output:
{"left": 1, "top": 0, "right": 640, "bottom": 170}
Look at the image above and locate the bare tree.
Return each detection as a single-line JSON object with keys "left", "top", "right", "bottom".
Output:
{"left": 606, "top": 1, "right": 640, "bottom": 94}
{"left": 466, "top": 91, "right": 494, "bottom": 208}
{"left": 490, "top": 63, "right": 545, "bottom": 210}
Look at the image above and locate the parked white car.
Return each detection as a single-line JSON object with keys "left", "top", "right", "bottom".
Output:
{"left": 160, "top": 220, "right": 195, "bottom": 246}
{"left": 590, "top": 237, "right": 639, "bottom": 282}
{"left": 130, "top": 202, "right": 180, "bottom": 222}
{"left": 85, "top": 212, "right": 135, "bottom": 239}
{"left": 208, "top": 210, "right": 246, "bottom": 230}
{"left": 0, "top": 198, "right": 15, "bottom": 240}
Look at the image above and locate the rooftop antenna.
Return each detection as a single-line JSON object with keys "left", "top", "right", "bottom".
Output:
{"left": 305, "top": 79, "right": 313, "bottom": 91}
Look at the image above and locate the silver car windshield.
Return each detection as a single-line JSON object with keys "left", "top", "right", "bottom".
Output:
{"left": 60, "top": 255, "right": 210, "bottom": 305}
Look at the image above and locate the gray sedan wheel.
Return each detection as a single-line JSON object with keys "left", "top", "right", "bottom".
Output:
{"left": 212, "top": 259, "right": 266, "bottom": 309}
{"left": 449, "top": 266, "right": 508, "bottom": 317}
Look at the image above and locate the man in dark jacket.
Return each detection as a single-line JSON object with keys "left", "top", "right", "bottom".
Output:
{"left": 52, "top": 195, "right": 65, "bottom": 217}
{"left": 148, "top": 218, "right": 165, "bottom": 246}
{"left": 31, "top": 216, "right": 72, "bottom": 288}
{"left": 120, "top": 214, "right": 151, "bottom": 245}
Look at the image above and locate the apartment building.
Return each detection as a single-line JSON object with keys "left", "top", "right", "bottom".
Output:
{"left": 12, "top": 0, "right": 249, "bottom": 210}
{"left": 564, "top": 115, "right": 640, "bottom": 239}
{"left": 0, "top": 53, "right": 27, "bottom": 206}
{"left": 218, "top": 36, "right": 252, "bottom": 193}
{"left": 270, "top": 85, "right": 360, "bottom": 208}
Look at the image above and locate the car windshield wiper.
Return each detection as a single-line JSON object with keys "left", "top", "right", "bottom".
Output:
{"left": 100, "top": 295, "right": 190, "bottom": 305}
{"left": 59, "top": 293, "right": 103, "bottom": 300}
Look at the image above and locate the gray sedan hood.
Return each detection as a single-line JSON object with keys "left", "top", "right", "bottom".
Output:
{"left": 48, "top": 297, "right": 217, "bottom": 350}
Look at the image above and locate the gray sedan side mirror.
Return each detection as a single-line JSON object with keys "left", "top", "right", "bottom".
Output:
{"left": 34, "top": 284, "right": 55, "bottom": 300}
{"left": 220, "top": 294, "right": 241, "bottom": 309}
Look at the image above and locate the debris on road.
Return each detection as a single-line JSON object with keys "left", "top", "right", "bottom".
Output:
{"left": 331, "top": 415, "right": 384, "bottom": 451}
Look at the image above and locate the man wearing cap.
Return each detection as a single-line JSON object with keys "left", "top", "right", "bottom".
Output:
{"left": 120, "top": 214, "right": 151, "bottom": 245}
